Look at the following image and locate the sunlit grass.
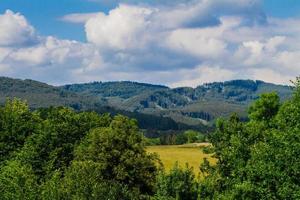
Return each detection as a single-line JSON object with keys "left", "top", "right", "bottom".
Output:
{"left": 147, "top": 143, "right": 216, "bottom": 175}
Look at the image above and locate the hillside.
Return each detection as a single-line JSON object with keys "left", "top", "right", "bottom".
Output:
{"left": 63, "top": 79, "right": 292, "bottom": 126}
{"left": 0, "top": 77, "right": 292, "bottom": 131}
{"left": 0, "top": 77, "right": 105, "bottom": 110}
{"left": 63, "top": 81, "right": 168, "bottom": 98}
{"left": 0, "top": 77, "right": 198, "bottom": 132}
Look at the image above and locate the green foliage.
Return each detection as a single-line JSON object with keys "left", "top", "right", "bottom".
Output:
{"left": 0, "top": 98, "right": 41, "bottom": 162}
{"left": 175, "top": 133, "right": 188, "bottom": 145}
{"left": 71, "top": 115, "right": 158, "bottom": 197}
{"left": 40, "top": 171, "right": 64, "bottom": 200}
{"left": 184, "top": 130, "right": 205, "bottom": 143}
{"left": 54, "top": 161, "right": 140, "bottom": 200}
{"left": 199, "top": 87, "right": 300, "bottom": 199}
{"left": 63, "top": 81, "right": 168, "bottom": 99}
{"left": 143, "top": 137, "right": 161, "bottom": 146}
{"left": 0, "top": 160, "right": 39, "bottom": 200}
{"left": 173, "top": 130, "right": 206, "bottom": 145}
{"left": 0, "top": 99, "right": 159, "bottom": 199}
{"left": 16, "top": 107, "right": 111, "bottom": 178}
{"left": 154, "top": 163, "right": 198, "bottom": 200}
{"left": 158, "top": 130, "right": 207, "bottom": 145}
{"left": 27, "top": 115, "right": 159, "bottom": 200}
{"left": 184, "top": 130, "right": 198, "bottom": 143}
{"left": 248, "top": 92, "right": 280, "bottom": 121}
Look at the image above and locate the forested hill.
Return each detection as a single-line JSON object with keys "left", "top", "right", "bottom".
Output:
{"left": 63, "top": 79, "right": 291, "bottom": 103}
{"left": 63, "top": 81, "right": 168, "bottom": 98}
{"left": 0, "top": 76, "right": 292, "bottom": 131}
{"left": 0, "top": 77, "right": 105, "bottom": 110}
{"left": 62, "top": 79, "right": 292, "bottom": 125}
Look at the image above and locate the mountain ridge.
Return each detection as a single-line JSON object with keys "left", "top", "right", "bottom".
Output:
{"left": 0, "top": 76, "right": 293, "bottom": 132}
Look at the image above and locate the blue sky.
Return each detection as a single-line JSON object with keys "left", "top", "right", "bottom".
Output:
{"left": 0, "top": 0, "right": 300, "bottom": 86}
{"left": 263, "top": 0, "right": 300, "bottom": 18}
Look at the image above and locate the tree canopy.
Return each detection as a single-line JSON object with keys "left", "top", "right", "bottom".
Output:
{"left": 199, "top": 80, "right": 300, "bottom": 199}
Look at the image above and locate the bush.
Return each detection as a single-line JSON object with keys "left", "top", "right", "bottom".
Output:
{"left": 154, "top": 163, "right": 198, "bottom": 200}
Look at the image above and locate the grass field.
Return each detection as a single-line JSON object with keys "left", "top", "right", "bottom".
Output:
{"left": 147, "top": 143, "right": 216, "bottom": 175}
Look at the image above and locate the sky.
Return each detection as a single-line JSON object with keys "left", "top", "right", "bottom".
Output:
{"left": 0, "top": 0, "right": 300, "bottom": 87}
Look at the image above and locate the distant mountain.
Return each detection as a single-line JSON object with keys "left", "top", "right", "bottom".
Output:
{"left": 62, "top": 79, "right": 292, "bottom": 126}
{"left": 0, "top": 77, "right": 293, "bottom": 132}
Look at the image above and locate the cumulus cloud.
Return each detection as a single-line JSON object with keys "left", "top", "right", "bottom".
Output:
{"left": 0, "top": 37, "right": 103, "bottom": 84}
{"left": 0, "top": 11, "right": 104, "bottom": 84}
{"left": 85, "top": 5, "right": 153, "bottom": 50}
{"left": 165, "top": 28, "right": 227, "bottom": 59}
{"left": 0, "top": 10, "right": 37, "bottom": 47}
{"left": 81, "top": 1, "right": 266, "bottom": 72}
{"left": 1, "top": 1, "right": 300, "bottom": 86}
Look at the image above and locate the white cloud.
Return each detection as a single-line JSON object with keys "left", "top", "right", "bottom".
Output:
{"left": 0, "top": 10, "right": 37, "bottom": 47}
{"left": 165, "top": 28, "right": 227, "bottom": 59}
{"left": 0, "top": 47, "right": 11, "bottom": 62}
{"left": 250, "top": 68, "right": 293, "bottom": 85}
{"left": 276, "top": 51, "right": 300, "bottom": 72}
{"left": 85, "top": 4, "right": 154, "bottom": 50}
{"left": 169, "top": 65, "right": 236, "bottom": 88}
{"left": 83, "top": 0, "right": 264, "bottom": 51}
{"left": 7, "top": 46, "right": 48, "bottom": 66}
{"left": 1, "top": 35, "right": 104, "bottom": 84}
{"left": 265, "top": 36, "right": 286, "bottom": 52}
{"left": 61, "top": 13, "right": 99, "bottom": 23}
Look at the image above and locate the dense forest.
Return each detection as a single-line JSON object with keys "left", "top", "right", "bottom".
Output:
{"left": 0, "top": 78, "right": 299, "bottom": 199}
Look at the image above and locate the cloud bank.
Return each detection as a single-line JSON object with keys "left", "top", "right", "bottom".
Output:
{"left": 0, "top": 0, "right": 299, "bottom": 86}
